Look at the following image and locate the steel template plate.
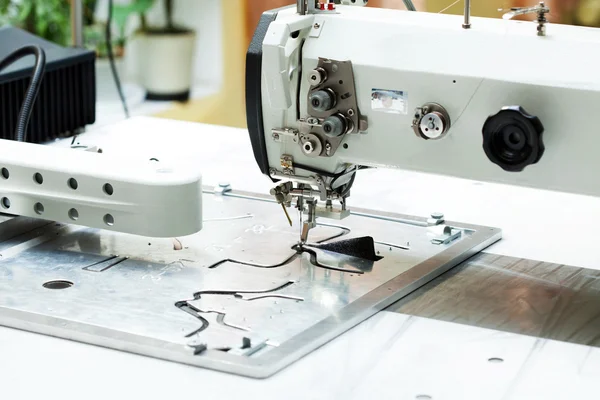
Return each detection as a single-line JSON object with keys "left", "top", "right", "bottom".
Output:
{"left": 0, "top": 190, "right": 500, "bottom": 378}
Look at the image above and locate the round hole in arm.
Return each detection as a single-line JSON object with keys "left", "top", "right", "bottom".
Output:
{"left": 68, "top": 178, "right": 78, "bottom": 190}
{"left": 1, "top": 197, "right": 10, "bottom": 209}
{"left": 103, "top": 183, "right": 114, "bottom": 196}
{"left": 43, "top": 280, "right": 73, "bottom": 290}
{"left": 33, "top": 173, "right": 43, "bottom": 184}
{"left": 68, "top": 208, "right": 79, "bottom": 221}
{"left": 104, "top": 214, "right": 114, "bottom": 226}
{"left": 1, "top": 168, "right": 8, "bottom": 179}
{"left": 34, "top": 202, "right": 44, "bottom": 215}
{"left": 488, "top": 357, "right": 504, "bottom": 363}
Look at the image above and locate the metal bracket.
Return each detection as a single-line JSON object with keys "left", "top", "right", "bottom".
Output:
{"left": 309, "top": 19, "right": 325, "bottom": 38}
{"left": 503, "top": 2, "right": 550, "bottom": 36}
{"left": 215, "top": 182, "right": 232, "bottom": 195}
{"left": 431, "top": 226, "right": 463, "bottom": 245}
{"left": 301, "top": 58, "right": 368, "bottom": 158}
{"left": 280, "top": 155, "right": 295, "bottom": 175}
{"left": 315, "top": 204, "right": 350, "bottom": 220}
{"left": 272, "top": 128, "right": 299, "bottom": 143}
{"left": 427, "top": 212, "right": 446, "bottom": 226}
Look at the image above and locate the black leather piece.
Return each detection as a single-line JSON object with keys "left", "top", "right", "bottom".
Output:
{"left": 312, "top": 236, "right": 383, "bottom": 262}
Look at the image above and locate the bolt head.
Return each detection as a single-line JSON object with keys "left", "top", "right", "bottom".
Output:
{"left": 431, "top": 212, "right": 444, "bottom": 220}
{"left": 303, "top": 142, "right": 314, "bottom": 154}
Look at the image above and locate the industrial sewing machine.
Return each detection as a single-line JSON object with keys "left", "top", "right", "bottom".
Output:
{"left": 0, "top": 0, "right": 599, "bottom": 379}
{"left": 249, "top": 0, "right": 594, "bottom": 247}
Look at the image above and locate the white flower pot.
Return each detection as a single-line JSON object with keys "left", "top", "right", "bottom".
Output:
{"left": 136, "top": 31, "right": 196, "bottom": 101}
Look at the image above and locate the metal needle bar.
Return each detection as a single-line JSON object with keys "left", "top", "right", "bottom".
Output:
{"left": 463, "top": 0, "right": 471, "bottom": 28}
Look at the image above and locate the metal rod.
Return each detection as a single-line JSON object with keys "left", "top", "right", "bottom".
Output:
{"left": 269, "top": 171, "right": 318, "bottom": 186}
{"left": 297, "top": 0, "right": 307, "bottom": 15}
{"left": 462, "top": 0, "right": 471, "bottom": 28}
{"left": 71, "top": 0, "right": 84, "bottom": 47}
{"left": 403, "top": 0, "right": 417, "bottom": 11}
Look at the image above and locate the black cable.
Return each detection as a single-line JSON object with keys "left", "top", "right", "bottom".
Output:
{"left": 338, "top": 171, "right": 356, "bottom": 198}
{"left": 0, "top": 45, "right": 46, "bottom": 142}
{"left": 106, "top": 0, "right": 130, "bottom": 118}
{"left": 294, "top": 160, "right": 372, "bottom": 199}
{"left": 330, "top": 165, "right": 358, "bottom": 197}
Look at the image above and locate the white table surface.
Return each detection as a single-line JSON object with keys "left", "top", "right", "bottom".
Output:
{"left": 2, "top": 117, "right": 600, "bottom": 400}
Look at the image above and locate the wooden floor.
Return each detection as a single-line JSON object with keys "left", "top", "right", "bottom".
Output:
{"left": 391, "top": 252, "right": 600, "bottom": 347}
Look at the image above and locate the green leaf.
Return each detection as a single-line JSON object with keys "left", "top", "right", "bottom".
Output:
{"left": 0, "top": 0, "right": 10, "bottom": 14}
{"left": 112, "top": 0, "right": 156, "bottom": 38}
{"left": 17, "top": 1, "right": 34, "bottom": 23}
{"left": 35, "top": 16, "right": 49, "bottom": 35}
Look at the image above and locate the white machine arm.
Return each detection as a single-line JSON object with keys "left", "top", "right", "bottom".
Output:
{"left": 0, "top": 139, "right": 202, "bottom": 237}
{"left": 246, "top": 1, "right": 600, "bottom": 243}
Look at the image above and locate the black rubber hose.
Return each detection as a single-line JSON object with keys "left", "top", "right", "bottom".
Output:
{"left": 0, "top": 45, "right": 46, "bottom": 142}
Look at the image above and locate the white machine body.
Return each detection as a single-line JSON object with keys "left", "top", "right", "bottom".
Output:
{"left": 0, "top": 140, "right": 202, "bottom": 237}
{"left": 257, "top": 6, "right": 600, "bottom": 197}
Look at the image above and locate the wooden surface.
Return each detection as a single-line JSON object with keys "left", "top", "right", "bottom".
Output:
{"left": 392, "top": 252, "right": 600, "bottom": 348}
{"left": 154, "top": 0, "right": 248, "bottom": 128}
{"left": 246, "top": 0, "right": 295, "bottom": 47}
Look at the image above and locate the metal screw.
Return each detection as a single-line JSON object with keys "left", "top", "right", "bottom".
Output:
{"left": 303, "top": 141, "right": 315, "bottom": 154}
{"left": 348, "top": 109, "right": 355, "bottom": 116}
{"left": 314, "top": 23, "right": 320, "bottom": 29}
{"left": 308, "top": 70, "right": 324, "bottom": 86}
{"left": 272, "top": 133, "right": 280, "bottom": 140}
{"left": 216, "top": 182, "right": 232, "bottom": 195}
{"left": 431, "top": 212, "right": 444, "bottom": 220}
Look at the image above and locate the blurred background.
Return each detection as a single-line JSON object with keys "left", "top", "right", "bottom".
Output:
{"left": 1, "top": 0, "right": 599, "bottom": 130}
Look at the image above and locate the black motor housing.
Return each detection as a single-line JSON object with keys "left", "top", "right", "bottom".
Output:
{"left": 0, "top": 27, "right": 96, "bottom": 142}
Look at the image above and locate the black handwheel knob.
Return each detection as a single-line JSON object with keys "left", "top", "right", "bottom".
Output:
{"left": 482, "top": 106, "right": 545, "bottom": 172}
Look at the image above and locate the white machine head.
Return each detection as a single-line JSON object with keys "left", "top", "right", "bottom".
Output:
{"left": 246, "top": 1, "right": 600, "bottom": 243}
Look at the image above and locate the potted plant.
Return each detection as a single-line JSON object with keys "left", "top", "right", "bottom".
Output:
{"left": 0, "top": 0, "right": 85, "bottom": 46}
{"left": 113, "top": 0, "right": 196, "bottom": 101}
